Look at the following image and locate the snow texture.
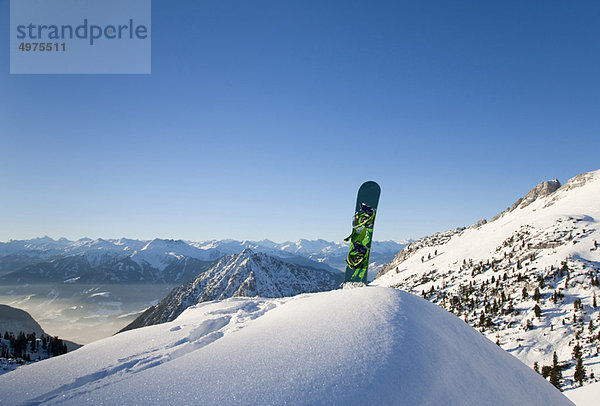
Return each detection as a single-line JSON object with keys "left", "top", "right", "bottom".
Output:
{"left": 0, "top": 287, "right": 571, "bottom": 405}
{"left": 565, "top": 380, "right": 600, "bottom": 405}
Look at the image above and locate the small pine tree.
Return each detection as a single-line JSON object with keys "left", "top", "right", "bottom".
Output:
{"left": 533, "top": 287, "right": 541, "bottom": 302}
{"left": 573, "top": 344, "right": 582, "bottom": 360}
{"left": 594, "top": 293, "right": 597, "bottom": 308}
{"left": 534, "top": 304, "right": 542, "bottom": 318}
{"left": 549, "top": 352, "right": 562, "bottom": 390}
{"left": 533, "top": 361, "right": 540, "bottom": 373}
{"left": 541, "top": 365, "right": 552, "bottom": 378}
{"left": 574, "top": 357, "right": 586, "bottom": 386}
{"left": 522, "top": 286, "right": 528, "bottom": 299}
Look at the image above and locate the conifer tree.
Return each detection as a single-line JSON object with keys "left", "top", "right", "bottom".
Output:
{"left": 574, "top": 356, "right": 586, "bottom": 386}
{"left": 549, "top": 351, "right": 562, "bottom": 390}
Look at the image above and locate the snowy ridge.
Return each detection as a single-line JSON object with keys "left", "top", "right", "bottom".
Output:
{"left": 120, "top": 249, "right": 342, "bottom": 332}
{"left": 130, "top": 239, "right": 210, "bottom": 271}
{"left": 0, "top": 288, "right": 571, "bottom": 405}
{"left": 374, "top": 169, "right": 600, "bottom": 391}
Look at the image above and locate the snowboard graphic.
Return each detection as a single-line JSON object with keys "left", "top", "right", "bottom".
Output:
{"left": 344, "top": 181, "right": 381, "bottom": 283}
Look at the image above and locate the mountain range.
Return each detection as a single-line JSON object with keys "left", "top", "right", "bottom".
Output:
{"left": 0, "top": 237, "right": 406, "bottom": 284}
{"left": 0, "top": 237, "right": 404, "bottom": 344}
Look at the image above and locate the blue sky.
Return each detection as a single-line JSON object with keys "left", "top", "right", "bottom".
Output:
{"left": 1, "top": 1, "right": 599, "bottom": 242}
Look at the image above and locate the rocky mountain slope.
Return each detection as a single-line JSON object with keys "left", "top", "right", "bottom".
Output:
{"left": 120, "top": 249, "right": 343, "bottom": 332}
{"left": 374, "top": 169, "right": 600, "bottom": 392}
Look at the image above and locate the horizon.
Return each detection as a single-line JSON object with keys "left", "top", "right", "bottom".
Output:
{"left": 2, "top": 167, "right": 596, "bottom": 244}
{"left": 3, "top": 1, "right": 600, "bottom": 243}
{"left": 0, "top": 235, "right": 408, "bottom": 244}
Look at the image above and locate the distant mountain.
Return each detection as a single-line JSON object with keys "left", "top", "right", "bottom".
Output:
{"left": 375, "top": 169, "right": 600, "bottom": 391}
{"left": 0, "top": 304, "right": 81, "bottom": 375}
{"left": 0, "top": 304, "right": 81, "bottom": 352}
{"left": 120, "top": 249, "right": 344, "bottom": 332}
{"left": 0, "top": 305, "right": 45, "bottom": 337}
{"left": 189, "top": 238, "right": 406, "bottom": 273}
{"left": 0, "top": 237, "right": 405, "bottom": 284}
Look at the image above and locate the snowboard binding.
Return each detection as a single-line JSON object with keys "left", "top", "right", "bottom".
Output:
{"left": 346, "top": 242, "right": 369, "bottom": 269}
{"left": 344, "top": 203, "right": 376, "bottom": 243}
{"left": 353, "top": 203, "right": 375, "bottom": 228}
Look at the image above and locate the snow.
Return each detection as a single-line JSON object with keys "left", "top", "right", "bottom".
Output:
{"left": 373, "top": 170, "right": 600, "bottom": 389}
{"left": 89, "top": 292, "right": 110, "bottom": 298}
{"left": 566, "top": 381, "right": 600, "bottom": 405}
{"left": 0, "top": 287, "right": 571, "bottom": 405}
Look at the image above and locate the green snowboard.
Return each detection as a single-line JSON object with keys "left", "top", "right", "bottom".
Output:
{"left": 344, "top": 181, "right": 381, "bottom": 283}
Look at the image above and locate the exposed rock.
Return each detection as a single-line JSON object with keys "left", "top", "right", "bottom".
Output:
{"left": 118, "top": 249, "right": 343, "bottom": 332}
{"left": 491, "top": 179, "right": 561, "bottom": 222}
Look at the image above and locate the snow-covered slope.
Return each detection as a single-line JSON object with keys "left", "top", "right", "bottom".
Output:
{"left": 0, "top": 287, "right": 571, "bottom": 405}
{"left": 120, "top": 249, "right": 343, "bottom": 332}
{"left": 374, "top": 169, "right": 600, "bottom": 390}
{"left": 566, "top": 380, "right": 600, "bottom": 405}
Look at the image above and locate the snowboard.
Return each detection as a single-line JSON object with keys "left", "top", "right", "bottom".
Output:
{"left": 344, "top": 181, "right": 381, "bottom": 284}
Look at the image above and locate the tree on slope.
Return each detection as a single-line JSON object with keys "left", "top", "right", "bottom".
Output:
{"left": 549, "top": 351, "right": 562, "bottom": 391}
{"left": 574, "top": 356, "right": 586, "bottom": 386}
{"left": 573, "top": 344, "right": 586, "bottom": 386}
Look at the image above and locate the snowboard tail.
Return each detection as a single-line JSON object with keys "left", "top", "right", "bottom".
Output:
{"left": 344, "top": 181, "right": 381, "bottom": 283}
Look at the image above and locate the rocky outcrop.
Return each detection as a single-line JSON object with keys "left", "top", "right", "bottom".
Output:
{"left": 119, "top": 249, "right": 343, "bottom": 332}
{"left": 491, "top": 179, "right": 561, "bottom": 222}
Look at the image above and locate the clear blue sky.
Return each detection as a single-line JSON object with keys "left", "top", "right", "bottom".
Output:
{"left": 1, "top": 1, "right": 599, "bottom": 242}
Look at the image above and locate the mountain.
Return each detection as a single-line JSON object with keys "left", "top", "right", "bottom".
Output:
{"left": 0, "top": 287, "right": 571, "bottom": 405}
{"left": 119, "top": 249, "right": 343, "bottom": 332}
{"left": 0, "top": 304, "right": 81, "bottom": 375}
{"left": 0, "top": 305, "right": 45, "bottom": 337}
{"left": 0, "top": 304, "right": 80, "bottom": 352}
{"left": 1, "top": 237, "right": 387, "bottom": 344}
{"left": 374, "top": 169, "right": 600, "bottom": 391}
{"left": 188, "top": 238, "right": 407, "bottom": 274}
{"left": 0, "top": 237, "right": 404, "bottom": 283}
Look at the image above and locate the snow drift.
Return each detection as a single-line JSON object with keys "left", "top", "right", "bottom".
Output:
{"left": 0, "top": 287, "right": 570, "bottom": 405}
